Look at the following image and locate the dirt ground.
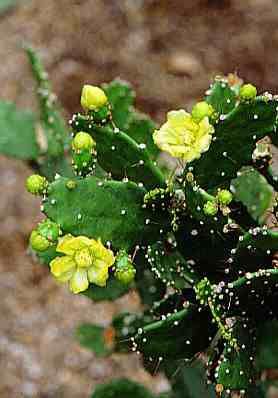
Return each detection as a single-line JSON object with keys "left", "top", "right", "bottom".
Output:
{"left": 1, "top": 0, "right": 278, "bottom": 397}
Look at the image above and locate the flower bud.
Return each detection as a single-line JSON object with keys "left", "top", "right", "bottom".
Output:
{"left": 195, "top": 277, "right": 212, "bottom": 305}
{"left": 72, "top": 132, "right": 95, "bottom": 151}
{"left": 81, "top": 85, "right": 108, "bottom": 111}
{"left": 239, "top": 84, "right": 257, "bottom": 101}
{"left": 30, "top": 230, "right": 50, "bottom": 252}
{"left": 217, "top": 189, "right": 233, "bottom": 206}
{"left": 26, "top": 174, "right": 48, "bottom": 195}
{"left": 114, "top": 250, "right": 136, "bottom": 285}
{"left": 37, "top": 219, "right": 60, "bottom": 242}
{"left": 191, "top": 101, "right": 214, "bottom": 122}
{"left": 203, "top": 200, "right": 218, "bottom": 216}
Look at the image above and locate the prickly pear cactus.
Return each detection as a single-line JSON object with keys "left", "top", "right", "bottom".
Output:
{"left": 20, "top": 57, "right": 278, "bottom": 398}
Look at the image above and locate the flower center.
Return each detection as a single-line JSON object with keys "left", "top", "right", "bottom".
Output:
{"left": 75, "top": 248, "right": 93, "bottom": 268}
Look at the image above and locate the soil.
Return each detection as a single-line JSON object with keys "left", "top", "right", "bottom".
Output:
{"left": 1, "top": 0, "right": 278, "bottom": 397}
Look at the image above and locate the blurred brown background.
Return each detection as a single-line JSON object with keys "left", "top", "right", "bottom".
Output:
{"left": 1, "top": 0, "right": 278, "bottom": 397}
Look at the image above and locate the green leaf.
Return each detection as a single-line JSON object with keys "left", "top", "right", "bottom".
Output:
{"left": 44, "top": 176, "right": 168, "bottom": 251}
{"left": 76, "top": 323, "right": 111, "bottom": 357}
{"left": 192, "top": 98, "right": 278, "bottom": 189}
{"left": 256, "top": 320, "right": 278, "bottom": 370}
{"left": 83, "top": 277, "right": 130, "bottom": 302}
{"left": 0, "top": 101, "right": 38, "bottom": 160}
{"left": 231, "top": 167, "right": 275, "bottom": 224}
{"left": 91, "top": 378, "right": 155, "bottom": 398}
{"left": 206, "top": 78, "right": 238, "bottom": 115}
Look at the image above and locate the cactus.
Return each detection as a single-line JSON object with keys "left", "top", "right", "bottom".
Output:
{"left": 5, "top": 49, "right": 276, "bottom": 397}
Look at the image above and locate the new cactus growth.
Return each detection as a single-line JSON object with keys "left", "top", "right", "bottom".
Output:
{"left": 2, "top": 47, "right": 278, "bottom": 397}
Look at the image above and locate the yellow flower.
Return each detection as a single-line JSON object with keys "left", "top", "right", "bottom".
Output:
{"left": 153, "top": 109, "right": 214, "bottom": 162}
{"left": 50, "top": 235, "right": 115, "bottom": 294}
{"left": 81, "top": 85, "right": 108, "bottom": 111}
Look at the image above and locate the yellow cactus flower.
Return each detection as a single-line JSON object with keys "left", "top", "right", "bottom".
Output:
{"left": 50, "top": 234, "right": 115, "bottom": 294}
{"left": 153, "top": 110, "right": 214, "bottom": 162}
{"left": 81, "top": 85, "right": 108, "bottom": 111}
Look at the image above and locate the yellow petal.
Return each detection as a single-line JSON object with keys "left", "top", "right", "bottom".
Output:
{"left": 69, "top": 269, "right": 89, "bottom": 294}
{"left": 50, "top": 256, "right": 76, "bottom": 278}
{"left": 90, "top": 239, "right": 115, "bottom": 268}
{"left": 153, "top": 110, "right": 214, "bottom": 162}
{"left": 87, "top": 264, "right": 109, "bottom": 287}
{"left": 56, "top": 234, "right": 91, "bottom": 255}
{"left": 81, "top": 85, "right": 108, "bottom": 111}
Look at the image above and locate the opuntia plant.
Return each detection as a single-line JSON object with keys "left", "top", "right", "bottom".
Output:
{"left": 2, "top": 47, "right": 278, "bottom": 398}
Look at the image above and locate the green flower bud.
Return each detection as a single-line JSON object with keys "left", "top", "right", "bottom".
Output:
{"left": 203, "top": 200, "right": 218, "bottom": 216}
{"left": 30, "top": 230, "right": 50, "bottom": 252}
{"left": 72, "top": 132, "right": 95, "bottom": 151}
{"left": 115, "top": 266, "right": 136, "bottom": 285}
{"left": 81, "top": 85, "right": 108, "bottom": 111}
{"left": 37, "top": 219, "right": 60, "bottom": 242}
{"left": 191, "top": 101, "right": 214, "bottom": 122}
{"left": 217, "top": 189, "right": 233, "bottom": 206}
{"left": 26, "top": 174, "right": 48, "bottom": 195}
{"left": 239, "top": 84, "right": 257, "bottom": 101}
{"left": 114, "top": 250, "right": 136, "bottom": 285}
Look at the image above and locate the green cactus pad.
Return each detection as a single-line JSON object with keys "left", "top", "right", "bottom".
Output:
{"left": 256, "top": 320, "right": 278, "bottom": 370}
{"left": 103, "top": 79, "right": 135, "bottom": 130}
{"left": 164, "top": 360, "right": 216, "bottom": 398}
{"left": 91, "top": 378, "right": 156, "bottom": 398}
{"left": 146, "top": 242, "right": 199, "bottom": 288}
{"left": 206, "top": 78, "right": 238, "bottom": 116}
{"left": 115, "top": 305, "right": 216, "bottom": 361}
{"left": 0, "top": 101, "right": 38, "bottom": 160}
{"left": 83, "top": 277, "right": 130, "bottom": 302}
{"left": 76, "top": 323, "right": 112, "bottom": 357}
{"left": 231, "top": 167, "right": 275, "bottom": 224}
{"left": 104, "top": 79, "right": 159, "bottom": 158}
{"left": 71, "top": 115, "right": 165, "bottom": 190}
{"left": 216, "top": 322, "right": 256, "bottom": 392}
{"left": 25, "top": 46, "right": 72, "bottom": 179}
{"left": 191, "top": 98, "right": 278, "bottom": 189}
{"left": 43, "top": 176, "right": 167, "bottom": 250}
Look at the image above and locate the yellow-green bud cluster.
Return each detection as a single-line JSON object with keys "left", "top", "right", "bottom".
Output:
{"left": 37, "top": 219, "right": 60, "bottom": 242}
{"left": 239, "top": 83, "right": 257, "bottom": 101}
{"left": 204, "top": 190, "right": 233, "bottom": 216}
{"left": 195, "top": 277, "right": 212, "bottom": 305}
{"left": 72, "top": 132, "right": 96, "bottom": 175}
{"left": 114, "top": 250, "right": 136, "bottom": 285}
{"left": 30, "top": 219, "right": 60, "bottom": 252}
{"left": 30, "top": 230, "right": 50, "bottom": 252}
{"left": 217, "top": 189, "right": 233, "bottom": 206}
{"left": 203, "top": 200, "right": 218, "bottom": 216}
{"left": 191, "top": 101, "right": 214, "bottom": 122}
{"left": 26, "top": 174, "right": 48, "bottom": 196}
{"left": 72, "top": 132, "right": 95, "bottom": 151}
